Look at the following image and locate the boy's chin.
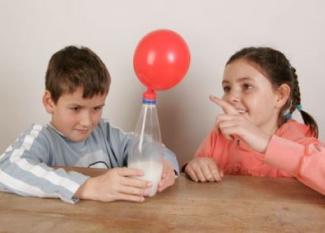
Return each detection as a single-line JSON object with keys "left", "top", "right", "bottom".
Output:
{"left": 66, "top": 134, "right": 90, "bottom": 142}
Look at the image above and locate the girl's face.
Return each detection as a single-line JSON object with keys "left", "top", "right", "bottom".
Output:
{"left": 222, "top": 58, "right": 283, "bottom": 134}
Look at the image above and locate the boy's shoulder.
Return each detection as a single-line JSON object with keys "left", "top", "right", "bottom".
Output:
{"left": 96, "top": 119, "right": 133, "bottom": 137}
{"left": 17, "top": 120, "right": 134, "bottom": 147}
{"left": 6, "top": 124, "right": 56, "bottom": 155}
{"left": 89, "top": 119, "right": 135, "bottom": 151}
{"left": 21, "top": 123, "right": 64, "bottom": 144}
{"left": 18, "top": 123, "right": 49, "bottom": 141}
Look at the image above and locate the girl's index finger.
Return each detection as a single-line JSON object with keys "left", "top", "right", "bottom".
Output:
{"left": 209, "top": 95, "right": 238, "bottom": 114}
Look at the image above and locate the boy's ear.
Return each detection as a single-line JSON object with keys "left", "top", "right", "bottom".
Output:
{"left": 275, "top": 84, "right": 291, "bottom": 108}
{"left": 42, "top": 91, "right": 56, "bottom": 113}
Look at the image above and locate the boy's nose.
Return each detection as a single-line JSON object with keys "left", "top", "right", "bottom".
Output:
{"left": 80, "top": 112, "right": 92, "bottom": 127}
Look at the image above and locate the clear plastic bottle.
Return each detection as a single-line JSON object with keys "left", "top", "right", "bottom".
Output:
{"left": 128, "top": 89, "right": 163, "bottom": 197}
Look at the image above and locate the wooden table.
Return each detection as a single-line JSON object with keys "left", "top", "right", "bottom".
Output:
{"left": 0, "top": 168, "right": 324, "bottom": 233}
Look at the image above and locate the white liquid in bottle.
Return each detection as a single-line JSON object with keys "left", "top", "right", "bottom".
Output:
{"left": 128, "top": 92, "right": 164, "bottom": 197}
{"left": 129, "top": 160, "right": 163, "bottom": 197}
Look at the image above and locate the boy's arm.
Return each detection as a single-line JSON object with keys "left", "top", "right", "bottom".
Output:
{"left": 264, "top": 135, "right": 325, "bottom": 195}
{"left": 74, "top": 167, "right": 150, "bottom": 202}
{"left": 0, "top": 125, "right": 89, "bottom": 203}
{"left": 161, "top": 146, "right": 180, "bottom": 175}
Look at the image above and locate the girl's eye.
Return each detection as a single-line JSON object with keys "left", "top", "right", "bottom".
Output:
{"left": 243, "top": 83, "right": 253, "bottom": 91}
{"left": 223, "top": 86, "right": 231, "bottom": 93}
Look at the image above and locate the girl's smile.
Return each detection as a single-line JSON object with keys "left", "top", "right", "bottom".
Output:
{"left": 222, "top": 58, "right": 281, "bottom": 135}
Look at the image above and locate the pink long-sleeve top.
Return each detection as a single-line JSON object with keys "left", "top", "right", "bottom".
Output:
{"left": 195, "top": 120, "right": 325, "bottom": 195}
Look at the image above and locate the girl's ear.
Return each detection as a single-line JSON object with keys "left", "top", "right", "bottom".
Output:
{"left": 42, "top": 91, "right": 56, "bottom": 113}
{"left": 275, "top": 83, "right": 291, "bottom": 108}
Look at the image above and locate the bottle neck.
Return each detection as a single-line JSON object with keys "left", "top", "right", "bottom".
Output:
{"left": 142, "top": 98, "right": 156, "bottom": 105}
{"left": 135, "top": 97, "right": 161, "bottom": 143}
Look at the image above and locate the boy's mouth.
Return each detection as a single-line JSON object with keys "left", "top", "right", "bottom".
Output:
{"left": 75, "top": 128, "right": 90, "bottom": 134}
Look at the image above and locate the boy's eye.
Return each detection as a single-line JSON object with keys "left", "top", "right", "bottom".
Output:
{"left": 70, "top": 106, "right": 81, "bottom": 112}
{"left": 94, "top": 106, "right": 103, "bottom": 111}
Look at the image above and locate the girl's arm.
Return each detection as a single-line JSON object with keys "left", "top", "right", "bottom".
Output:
{"left": 184, "top": 129, "right": 224, "bottom": 182}
{"left": 264, "top": 135, "right": 325, "bottom": 195}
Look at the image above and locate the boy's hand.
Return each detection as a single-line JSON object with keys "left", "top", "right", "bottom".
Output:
{"left": 185, "top": 157, "right": 223, "bottom": 182}
{"left": 210, "top": 95, "right": 271, "bottom": 153}
{"left": 75, "top": 167, "right": 151, "bottom": 202}
{"left": 158, "top": 159, "right": 176, "bottom": 192}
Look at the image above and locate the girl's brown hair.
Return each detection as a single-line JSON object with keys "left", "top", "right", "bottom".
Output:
{"left": 227, "top": 47, "right": 318, "bottom": 137}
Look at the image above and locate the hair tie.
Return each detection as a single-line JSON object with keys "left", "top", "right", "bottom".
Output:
{"left": 296, "top": 104, "right": 303, "bottom": 111}
{"left": 284, "top": 112, "right": 292, "bottom": 120}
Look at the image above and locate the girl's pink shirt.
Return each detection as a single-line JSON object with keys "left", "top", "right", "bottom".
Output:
{"left": 195, "top": 120, "right": 325, "bottom": 195}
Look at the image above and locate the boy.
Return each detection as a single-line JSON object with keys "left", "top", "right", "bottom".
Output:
{"left": 0, "top": 46, "right": 179, "bottom": 203}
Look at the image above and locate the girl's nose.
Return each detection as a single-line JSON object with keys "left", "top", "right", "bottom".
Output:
{"left": 225, "top": 90, "right": 240, "bottom": 103}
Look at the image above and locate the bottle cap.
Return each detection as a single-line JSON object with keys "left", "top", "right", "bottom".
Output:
{"left": 143, "top": 89, "right": 156, "bottom": 104}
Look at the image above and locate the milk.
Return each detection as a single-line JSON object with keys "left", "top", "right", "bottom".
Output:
{"left": 129, "top": 160, "right": 163, "bottom": 197}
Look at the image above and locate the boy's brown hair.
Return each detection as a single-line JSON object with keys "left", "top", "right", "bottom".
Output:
{"left": 45, "top": 46, "right": 111, "bottom": 103}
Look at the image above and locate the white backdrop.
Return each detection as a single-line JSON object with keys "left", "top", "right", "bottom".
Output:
{"left": 1, "top": 0, "right": 324, "bottom": 165}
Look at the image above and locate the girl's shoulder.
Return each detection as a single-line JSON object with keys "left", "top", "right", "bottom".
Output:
{"left": 276, "top": 120, "right": 314, "bottom": 140}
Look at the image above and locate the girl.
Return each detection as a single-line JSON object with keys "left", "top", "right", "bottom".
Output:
{"left": 184, "top": 47, "right": 325, "bottom": 195}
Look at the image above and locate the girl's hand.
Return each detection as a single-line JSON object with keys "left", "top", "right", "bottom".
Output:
{"left": 210, "top": 96, "right": 271, "bottom": 153}
{"left": 185, "top": 157, "right": 223, "bottom": 182}
{"left": 75, "top": 167, "right": 151, "bottom": 202}
{"left": 158, "top": 159, "right": 176, "bottom": 192}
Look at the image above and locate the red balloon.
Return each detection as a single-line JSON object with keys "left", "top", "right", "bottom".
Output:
{"left": 133, "top": 29, "right": 190, "bottom": 91}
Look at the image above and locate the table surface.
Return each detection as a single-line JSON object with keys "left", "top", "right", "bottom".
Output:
{"left": 0, "top": 168, "right": 324, "bottom": 233}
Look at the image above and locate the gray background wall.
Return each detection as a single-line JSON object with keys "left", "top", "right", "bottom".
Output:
{"left": 1, "top": 0, "right": 324, "bottom": 165}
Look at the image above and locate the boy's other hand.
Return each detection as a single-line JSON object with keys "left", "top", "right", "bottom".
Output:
{"left": 158, "top": 159, "right": 176, "bottom": 192}
{"left": 75, "top": 167, "right": 151, "bottom": 202}
{"left": 185, "top": 157, "right": 223, "bottom": 182}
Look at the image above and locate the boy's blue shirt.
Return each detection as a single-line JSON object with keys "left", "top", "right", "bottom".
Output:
{"left": 0, "top": 119, "right": 179, "bottom": 203}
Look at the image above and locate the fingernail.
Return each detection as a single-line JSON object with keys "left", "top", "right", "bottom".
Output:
{"left": 144, "top": 189, "right": 150, "bottom": 196}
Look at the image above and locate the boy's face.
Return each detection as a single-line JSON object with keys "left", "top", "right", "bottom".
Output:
{"left": 43, "top": 87, "right": 107, "bottom": 142}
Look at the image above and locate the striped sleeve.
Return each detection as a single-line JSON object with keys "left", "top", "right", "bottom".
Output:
{"left": 0, "top": 124, "right": 89, "bottom": 204}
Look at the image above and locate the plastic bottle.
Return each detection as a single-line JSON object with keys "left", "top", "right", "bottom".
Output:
{"left": 128, "top": 89, "right": 163, "bottom": 197}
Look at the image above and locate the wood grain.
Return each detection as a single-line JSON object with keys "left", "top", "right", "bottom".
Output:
{"left": 0, "top": 169, "right": 324, "bottom": 233}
